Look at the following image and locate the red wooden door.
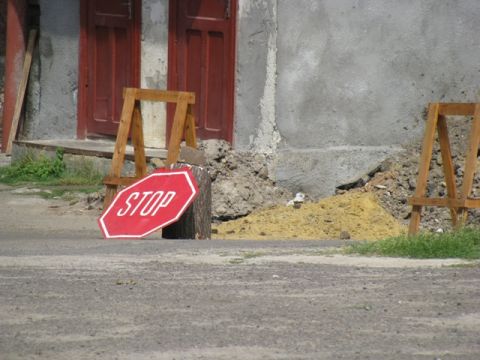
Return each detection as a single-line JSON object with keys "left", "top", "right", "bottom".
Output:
{"left": 80, "top": 0, "right": 140, "bottom": 137}
{"left": 168, "top": 0, "right": 236, "bottom": 142}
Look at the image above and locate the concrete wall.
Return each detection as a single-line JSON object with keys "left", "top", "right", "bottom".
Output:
{"left": 22, "top": 0, "right": 480, "bottom": 199}
{"left": 141, "top": 0, "right": 169, "bottom": 148}
{"left": 271, "top": 0, "right": 480, "bottom": 198}
{"left": 24, "top": 0, "right": 79, "bottom": 140}
{"left": 235, "top": 0, "right": 280, "bottom": 154}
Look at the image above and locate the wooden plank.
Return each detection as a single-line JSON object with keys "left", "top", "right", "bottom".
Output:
{"left": 184, "top": 104, "right": 197, "bottom": 148}
{"left": 5, "top": 29, "right": 37, "bottom": 155}
{"left": 408, "top": 103, "right": 440, "bottom": 235}
{"left": 438, "top": 103, "right": 476, "bottom": 116}
{"left": 130, "top": 88, "right": 195, "bottom": 104}
{"left": 409, "top": 197, "right": 465, "bottom": 208}
{"left": 409, "top": 197, "right": 480, "bottom": 209}
{"left": 165, "top": 94, "right": 189, "bottom": 166}
{"left": 437, "top": 115, "right": 459, "bottom": 226}
{"left": 103, "top": 88, "right": 137, "bottom": 208}
{"left": 103, "top": 176, "right": 142, "bottom": 186}
{"left": 458, "top": 104, "right": 480, "bottom": 224}
{"left": 131, "top": 102, "right": 147, "bottom": 178}
{"left": 14, "top": 139, "right": 167, "bottom": 162}
{"left": 464, "top": 198, "right": 480, "bottom": 208}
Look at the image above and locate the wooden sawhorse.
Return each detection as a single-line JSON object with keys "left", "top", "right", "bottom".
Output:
{"left": 103, "top": 88, "right": 196, "bottom": 208}
{"left": 408, "top": 103, "right": 480, "bottom": 234}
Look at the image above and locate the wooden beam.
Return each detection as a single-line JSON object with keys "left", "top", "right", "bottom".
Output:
{"left": 438, "top": 103, "right": 476, "bottom": 116}
{"left": 5, "top": 29, "right": 37, "bottom": 154}
{"left": 408, "top": 197, "right": 480, "bottom": 209}
{"left": 165, "top": 93, "right": 189, "bottom": 166}
{"left": 103, "top": 176, "right": 142, "bottom": 186}
{"left": 184, "top": 104, "right": 197, "bottom": 148}
{"left": 408, "top": 197, "right": 465, "bottom": 208}
{"left": 408, "top": 103, "right": 440, "bottom": 235}
{"left": 103, "top": 88, "right": 137, "bottom": 208}
{"left": 131, "top": 102, "right": 147, "bottom": 178}
{"left": 437, "top": 115, "right": 459, "bottom": 226}
{"left": 457, "top": 104, "right": 480, "bottom": 224}
{"left": 126, "top": 88, "right": 195, "bottom": 104}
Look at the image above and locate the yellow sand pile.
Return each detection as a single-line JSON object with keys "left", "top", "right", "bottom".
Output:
{"left": 212, "top": 192, "right": 406, "bottom": 240}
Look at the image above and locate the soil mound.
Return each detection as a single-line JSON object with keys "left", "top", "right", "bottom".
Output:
{"left": 212, "top": 192, "right": 406, "bottom": 240}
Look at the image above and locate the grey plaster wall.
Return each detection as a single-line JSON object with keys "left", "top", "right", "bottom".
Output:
{"left": 235, "top": 0, "right": 280, "bottom": 153}
{"left": 141, "top": 0, "right": 169, "bottom": 148}
{"left": 273, "top": 0, "right": 480, "bottom": 198}
{"left": 25, "top": 0, "right": 79, "bottom": 140}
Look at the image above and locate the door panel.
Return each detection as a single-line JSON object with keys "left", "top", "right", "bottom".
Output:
{"left": 83, "top": 0, "right": 139, "bottom": 137}
{"left": 168, "top": 0, "right": 236, "bottom": 142}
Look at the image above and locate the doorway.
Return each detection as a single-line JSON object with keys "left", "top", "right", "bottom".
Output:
{"left": 78, "top": 0, "right": 140, "bottom": 138}
{"left": 168, "top": 0, "right": 236, "bottom": 142}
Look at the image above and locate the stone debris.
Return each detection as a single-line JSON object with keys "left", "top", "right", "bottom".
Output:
{"left": 198, "top": 140, "right": 292, "bottom": 221}
{"left": 339, "top": 118, "right": 480, "bottom": 232}
{"left": 286, "top": 192, "right": 305, "bottom": 207}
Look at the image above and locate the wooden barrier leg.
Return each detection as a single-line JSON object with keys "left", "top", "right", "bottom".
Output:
{"left": 166, "top": 94, "right": 189, "bottom": 166}
{"left": 409, "top": 103, "right": 440, "bottom": 235}
{"left": 131, "top": 101, "right": 147, "bottom": 178}
{"left": 437, "top": 115, "right": 459, "bottom": 227}
{"left": 103, "top": 89, "right": 137, "bottom": 208}
{"left": 184, "top": 104, "right": 197, "bottom": 148}
{"left": 458, "top": 104, "right": 480, "bottom": 225}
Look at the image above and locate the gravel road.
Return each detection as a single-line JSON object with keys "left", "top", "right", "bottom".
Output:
{"left": 1, "top": 183, "right": 480, "bottom": 359}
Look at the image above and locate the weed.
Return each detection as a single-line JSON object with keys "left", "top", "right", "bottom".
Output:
{"left": 0, "top": 148, "right": 65, "bottom": 183}
{"left": 346, "top": 227, "right": 480, "bottom": 259}
{"left": 0, "top": 149, "right": 103, "bottom": 186}
{"left": 61, "top": 156, "right": 104, "bottom": 185}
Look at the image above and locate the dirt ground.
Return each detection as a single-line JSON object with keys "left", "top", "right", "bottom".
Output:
{"left": 1, "top": 178, "right": 480, "bottom": 359}
{"left": 1, "top": 237, "right": 479, "bottom": 359}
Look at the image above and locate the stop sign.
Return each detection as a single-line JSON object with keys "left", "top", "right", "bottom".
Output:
{"left": 98, "top": 167, "right": 199, "bottom": 239}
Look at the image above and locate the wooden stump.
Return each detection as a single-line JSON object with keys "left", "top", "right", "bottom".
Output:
{"left": 162, "top": 164, "right": 212, "bottom": 239}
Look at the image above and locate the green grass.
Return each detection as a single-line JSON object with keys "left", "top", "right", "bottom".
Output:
{"left": 0, "top": 148, "right": 103, "bottom": 186}
{"left": 346, "top": 228, "right": 480, "bottom": 259}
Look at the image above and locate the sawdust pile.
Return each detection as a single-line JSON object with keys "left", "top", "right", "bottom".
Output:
{"left": 212, "top": 192, "right": 406, "bottom": 240}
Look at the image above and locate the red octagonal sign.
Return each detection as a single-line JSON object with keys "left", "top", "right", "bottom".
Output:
{"left": 98, "top": 167, "right": 199, "bottom": 239}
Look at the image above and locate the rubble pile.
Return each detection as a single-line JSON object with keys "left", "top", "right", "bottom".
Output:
{"left": 342, "top": 118, "right": 480, "bottom": 232}
{"left": 199, "top": 140, "right": 292, "bottom": 221}
{"left": 211, "top": 117, "right": 480, "bottom": 239}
